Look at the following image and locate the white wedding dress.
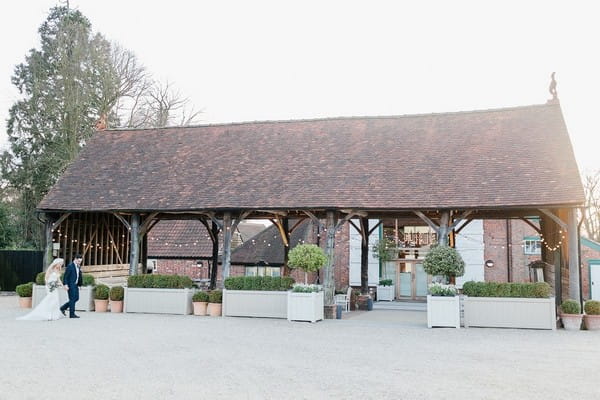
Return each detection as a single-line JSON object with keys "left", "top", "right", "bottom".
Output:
{"left": 17, "top": 271, "right": 65, "bottom": 321}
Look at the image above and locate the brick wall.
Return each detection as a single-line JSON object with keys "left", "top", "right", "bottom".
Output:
{"left": 156, "top": 259, "right": 209, "bottom": 280}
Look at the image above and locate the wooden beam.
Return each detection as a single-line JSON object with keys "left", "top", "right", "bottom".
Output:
{"left": 518, "top": 217, "right": 542, "bottom": 234}
{"left": 367, "top": 220, "right": 383, "bottom": 236}
{"left": 449, "top": 210, "right": 474, "bottom": 230}
{"left": 454, "top": 219, "right": 473, "bottom": 235}
{"left": 413, "top": 211, "right": 440, "bottom": 232}
{"left": 222, "top": 212, "right": 233, "bottom": 279}
{"left": 289, "top": 218, "right": 306, "bottom": 234}
{"left": 139, "top": 212, "right": 159, "bottom": 237}
{"left": 539, "top": 209, "right": 568, "bottom": 232}
{"left": 51, "top": 212, "right": 71, "bottom": 232}
{"left": 113, "top": 213, "right": 131, "bottom": 230}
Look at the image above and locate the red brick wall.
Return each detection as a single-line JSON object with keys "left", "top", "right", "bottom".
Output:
{"left": 581, "top": 245, "right": 600, "bottom": 299}
{"left": 155, "top": 259, "right": 209, "bottom": 280}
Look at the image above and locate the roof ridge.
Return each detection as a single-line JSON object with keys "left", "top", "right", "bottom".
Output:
{"left": 101, "top": 102, "right": 559, "bottom": 133}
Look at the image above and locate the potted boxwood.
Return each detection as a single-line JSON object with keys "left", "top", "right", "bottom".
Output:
{"left": 423, "top": 245, "right": 465, "bottom": 284}
{"left": 16, "top": 282, "right": 33, "bottom": 308}
{"left": 377, "top": 279, "right": 395, "bottom": 301}
{"left": 109, "top": 285, "right": 124, "bottom": 313}
{"left": 207, "top": 290, "right": 222, "bottom": 317}
{"left": 192, "top": 291, "right": 210, "bottom": 316}
{"left": 94, "top": 284, "right": 110, "bottom": 312}
{"left": 560, "top": 299, "right": 582, "bottom": 331}
{"left": 583, "top": 300, "right": 600, "bottom": 331}
{"left": 288, "top": 244, "right": 327, "bottom": 322}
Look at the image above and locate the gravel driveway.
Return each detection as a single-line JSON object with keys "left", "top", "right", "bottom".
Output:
{"left": 1, "top": 295, "right": 599, "bottom": 400}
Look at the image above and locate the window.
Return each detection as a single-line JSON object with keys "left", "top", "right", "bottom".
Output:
{"left": 245, "top": 266, "right": 281, "bottom": 277}
{"left": 524, "top": 238, "right": 541, "bottom": 255}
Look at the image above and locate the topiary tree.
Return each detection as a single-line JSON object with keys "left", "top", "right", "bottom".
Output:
{"left": 16, "top": 282, "right": 34, "bottom": 297}
{"left": 584, "top": 300, "right": 600, "bottom": 315}
{"left": 561, "top": 299, "right": 581, "bottom": 315}
{"left": 94, "top": 284, "right": 109, "bottom": 300}
{"left": 288, "top": 244, "right": 328, "bottom": 284}
{"left": 193, "top": 291, "right": 209, "bottom": 303}
{"left": 109, "top": 286, "right": 124, "bottom": 301}
{"left": 423, "top": 245, "right": 465, "bottom": 284}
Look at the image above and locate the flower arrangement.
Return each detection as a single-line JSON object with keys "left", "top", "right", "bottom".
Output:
{"left": 428, "top": 282, "right": 457, "bottom": 296}
{"left": 47, "top": 281, "right": 60, "bottom": 292}
{"left": 292, "top": 283, "right": 322, "bottom": 293}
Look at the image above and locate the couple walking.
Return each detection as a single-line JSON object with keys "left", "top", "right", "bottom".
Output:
{"left": 17, "top": 254, "right": 83, "bottom": 321}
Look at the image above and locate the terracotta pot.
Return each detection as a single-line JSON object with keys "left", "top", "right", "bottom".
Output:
{"left": 193, "top": 301, "right": 208, "bottom": 316}
{"left": 94, "top": 299, "right": 109, "bottom": 312}
{"left": 18, "top": 297, "right": 32, "bottom": 309}
{"left": 560, "top": 313, "right": 583, "bottom": 331}
{"left": 207, "top": 303, "right": 222, "bottom": 317}
{"left": 110, "top": 300, "right": 123, "bottom": 313}
{"left": 583, "top": 314, "right": 600, "bottom": 331}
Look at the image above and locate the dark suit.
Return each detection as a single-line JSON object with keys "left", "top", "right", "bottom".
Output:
{"left": 60, "top": 262, "right": 82, "bottom": 317}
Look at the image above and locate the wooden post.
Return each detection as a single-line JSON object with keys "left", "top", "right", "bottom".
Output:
{"left": 282, "top": 217, "right": 290, "bottom": 276}
{"left": 323, "top": 211, "right": 337, "bottom": 307}
{"left": 210, "top": 221, "right": 219, "bottom": 289}
{"left": 44, "top": 216, "right": 54, "bottom": 269}
{"left": 360, "top": 217, "right": 369, "bottom": 295}
{"left": 129, "top": 214, "right": 140, "bottom": 275}
{"left": 222, "top": 212, "right": 233, "bottom": 279}
{"left": 438, "top": 211, "right": 450, "bottom": 246}
{"left": 567, "top": 208, "right": 580, "bottom": 301}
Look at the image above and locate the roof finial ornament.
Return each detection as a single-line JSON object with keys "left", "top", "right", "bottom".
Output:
{"left": 548, "top": 72, "right": 558, "bottom": 102}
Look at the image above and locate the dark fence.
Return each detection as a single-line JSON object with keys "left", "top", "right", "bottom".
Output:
{"left": 0, "top": 250, "right": 44, "bottom": 291}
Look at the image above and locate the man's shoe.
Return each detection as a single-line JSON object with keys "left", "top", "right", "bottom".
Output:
{"left": 70, "top": 315, "right": 80, "bottom": 319}
{"left": 60, "top": 309, "right": 66, "bottom": 316}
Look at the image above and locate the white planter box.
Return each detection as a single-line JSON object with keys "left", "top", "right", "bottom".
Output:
{"left": 287, "top": 291, "right": 324, "bottom": 323}
{"left": 32, "top": 285, "right": 95, "bottom": 311}
{"left": 377, "top": 285, "right": 395, "bottom": 301}
{"left": 222, "top": 289, "right": 288, "bottom": 318}
{"left": 463, "top": 297, "right": 556, "bottom": 330}
{"left": 124, "top": 288, "right": 196, "bottom": 315}
{"left": 427, "top": 295, "right": 460, "bottom": 328}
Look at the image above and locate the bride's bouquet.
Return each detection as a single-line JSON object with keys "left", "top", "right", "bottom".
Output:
{"left": 47, "top": 281, "right": 60, "bottom": 292}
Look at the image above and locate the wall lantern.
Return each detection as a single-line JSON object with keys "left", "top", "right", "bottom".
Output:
{"left": 485, "top": 259, "right": 495, "bottom": 268}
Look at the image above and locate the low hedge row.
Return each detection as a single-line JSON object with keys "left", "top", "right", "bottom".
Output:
{"left": 224, "top": 276, "right": 295, "bottom": 291}
{"left": 462, "top": 281, "right": 552, "bottom": 298}
{"left": 127, "top": 274, "right": 193, "bottom": 289}
{"left": 35, "top": 272, "right": 95, "bottom": 286}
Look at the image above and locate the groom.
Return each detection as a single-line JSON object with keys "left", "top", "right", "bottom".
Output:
{"left": 60, "top": 254, "right": 83, "bottom": 318}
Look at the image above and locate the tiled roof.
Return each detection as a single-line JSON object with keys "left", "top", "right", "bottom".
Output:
{"left": 38, "top": 102, "right": 584, "bottom": 211}
{"left": 147, "top": 220, "right": 213, "bottom": 258}
{"left": 231, "top": 220, "right": 313, "bottom": 265}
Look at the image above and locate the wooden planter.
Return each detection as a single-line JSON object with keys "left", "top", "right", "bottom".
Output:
{"left": 193, "top": 302, "right": 208, "bottom": 316}
{"left": 287, "top": 291, "right": 324, "bottom": 323}
{"left": 377, "top": 285, "right": 395, "bottom": 301}
{"left": 124, "top": 288, "right": 196, "bottom": 315}
{"left": 222, "top": 289, "right": 288, "bottom": 318}
{"left": 32, "top": 285, "right": 95, "bottom": 311}
{"left": 427, "top": 295, "right": 460, "bottom": 328}
{"left": 464, "top": 297, "right": 556, "bottom": 330}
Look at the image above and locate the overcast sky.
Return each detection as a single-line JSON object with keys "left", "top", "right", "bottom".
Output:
{"left": 1, "top": 1, "right": 598, "bottom": 172}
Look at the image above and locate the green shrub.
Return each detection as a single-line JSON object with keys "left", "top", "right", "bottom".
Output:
{"left": 35, "top": 272, "right": 45, "bottom": 285}
{"left": 423, "top": 246, "right": 465, "bottom": 282}
{"left": 584, "top": 300, "right": 600, "bottom": 315}
{"left": 292, "top": 284, "right": 321, "bottom": 293}
{"left": 82, "top": 274, "right": 95, "bottom": 286}
{"left": 561, "top": 299, "right": 581, "bottom": 314}
{"left": 288, "top": 244, "right": 328, "bottom": 283}
{"left": 109, "top": 286, "right": 124, "bottom": 301}
{"left": 462, "top": 281, "right": 552, "bottom": 298}
{"left": 379, "top": 279, "right": 393, "bottom": 286}
{"left": 208, "top": 290, "right": 222, "bottom": 304}
{"left": 223, "top": 276, "right": 295, "bottom": 291}
{"left": 193, "top": 291, "right": 210, "bottom": 302}
{"left": 127, "top": 274, "right": 193, "bottom": 289}
{"left": 94, "top": 284, "right": 110, "bottom": 300}
{"left": 428, "top": 283, "right": 456, "bottom": 296}
{"left": 16, "top": 282, "right": 33, "bottom": 297}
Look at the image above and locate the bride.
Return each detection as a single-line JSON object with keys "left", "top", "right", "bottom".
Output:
{"left": 17, "top": 258, "right": 65, "bottom": 321}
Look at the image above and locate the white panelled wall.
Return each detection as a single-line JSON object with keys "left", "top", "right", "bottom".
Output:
{"left": 349, "top": 219, "right": 380, "bottom": 287}
{"left": 455, "top": 219, "right": 485, "bottom": 288}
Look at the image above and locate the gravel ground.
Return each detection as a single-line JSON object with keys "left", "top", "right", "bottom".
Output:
{"left": 1, "top": 295, "right": 599, "bottom": 400}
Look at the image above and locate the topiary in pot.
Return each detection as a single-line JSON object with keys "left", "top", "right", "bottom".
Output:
{"left": 288, "top": 243, "right": 328, "bottom": 284}
{"left": 192, "top": 291, "right": 210, "bottom": 316}
{"left": 82, "top": 274, "right": 96, "bottom": 286}
{"left": 94, "top": 284, "right": 110, "bottom": 312}
{"left": 583, "top": 300, "right": 600, "bottom": 331}
{"left": 423, "top": 245, "right": 465, "bottom": 284}
{"left": 35, "top": 272, "right": 46, "bottom": 285}
{"left": 16, "top": 282, "right": 34, "bottom": 308}
{"left": 560, "top": 299, "right": 582, "bottom": 331}
{"left": 109, "top": 285, "right": 124, "bottom": 313}
{"left": 207, "top": 290, "right": 223, "bottom": 317}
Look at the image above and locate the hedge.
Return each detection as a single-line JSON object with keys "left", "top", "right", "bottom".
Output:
{"left": 109, "top": 286, "right": 124, "bottom": 301}
{"left": 127, "top": 274, "right": 193, "bottom": 289}
{"left": 223, "top": 276, "right": 295, "bottom": 291}
{"left": 38, "top": 272, "right": 95, "bottom": 286}
{"left": 193, "top": 291, "right": 210, "bottom": 302}
{"left": 94, "top": 284, "right": 110, "bottom": 300}
{"left": 462, "top": 281, "right": 552, "bottom": 298}
{"left": 208, "top": 290, "right": 222, "bottom": 304}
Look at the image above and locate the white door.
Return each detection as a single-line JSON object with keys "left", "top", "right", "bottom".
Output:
{"left": 591, "top": 263, "right": 600, "bottom": 300}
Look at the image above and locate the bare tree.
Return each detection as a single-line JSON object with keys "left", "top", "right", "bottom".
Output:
{"left": 583, "top": 170, "right": 600, "bottom": 242}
